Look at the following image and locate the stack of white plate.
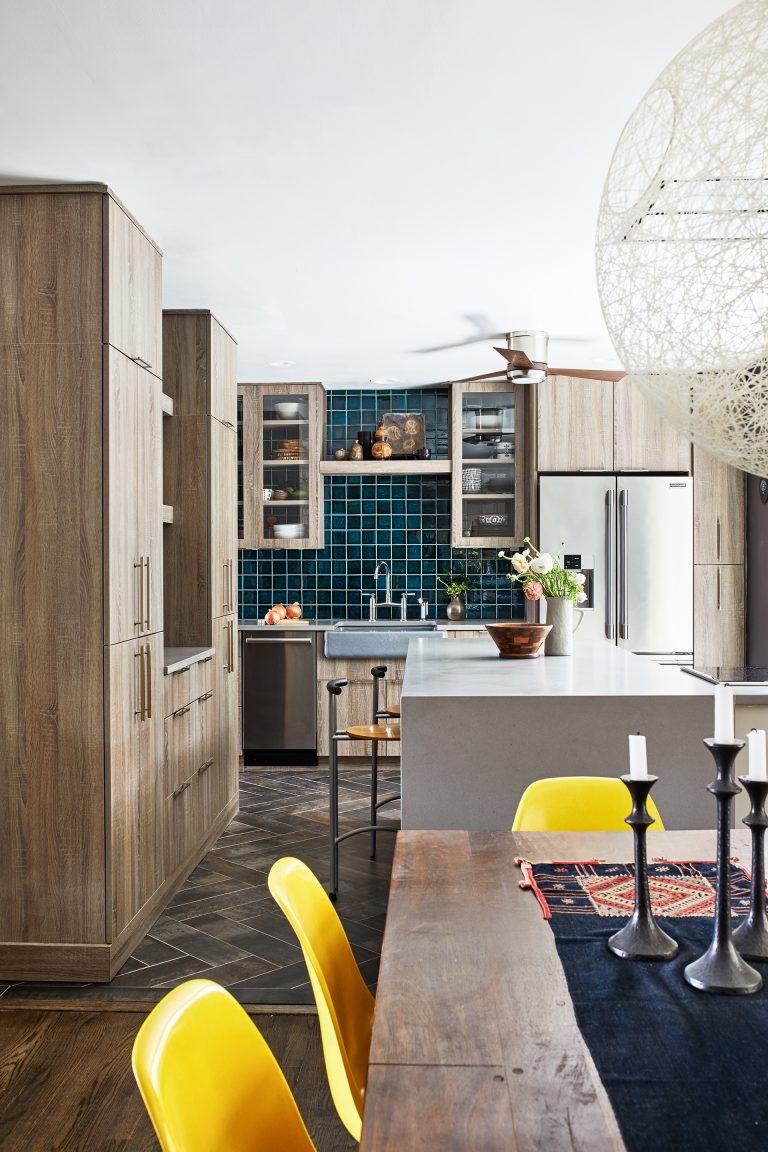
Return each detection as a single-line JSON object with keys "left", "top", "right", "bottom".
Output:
{"left": 462, "top": 467, "right": 482, "bottom": 493}
{"left": 273, "top": 523, "right": 305, "bottom": 539}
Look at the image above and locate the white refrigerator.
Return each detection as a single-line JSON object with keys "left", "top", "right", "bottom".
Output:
{"left": 538, "top": 474, "right": 693, "bottom": 661}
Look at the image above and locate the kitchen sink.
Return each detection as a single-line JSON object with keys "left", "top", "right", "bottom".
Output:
{"left": 325, "top": 623, "right": 444, "bottom": 659}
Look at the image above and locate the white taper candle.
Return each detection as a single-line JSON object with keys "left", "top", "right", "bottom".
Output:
{"left": 747, "top": 729, "right": 767, "bottom": 780}
{"left": 628, "top": 733, "right": 649, "bottom": 779}
{"left": 713, "top": 684, "right": 735, "bottom": 743}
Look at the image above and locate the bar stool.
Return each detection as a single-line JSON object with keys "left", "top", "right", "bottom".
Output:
{"left": 326, "top": 671, "right": 401, "bottom": 900}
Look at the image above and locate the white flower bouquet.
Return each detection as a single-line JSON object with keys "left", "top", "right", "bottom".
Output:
{"left": 499, "top": 538, "right": 587, "bottom": 605}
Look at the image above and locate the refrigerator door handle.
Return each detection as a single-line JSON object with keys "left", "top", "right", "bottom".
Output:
{"left": 605, "top": 489, "right": 615, "bottom": 640}
{"left": 618, "top": 488, "right": 628, "bottom": 640}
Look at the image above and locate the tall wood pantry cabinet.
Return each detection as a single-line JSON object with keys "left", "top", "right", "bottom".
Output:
{"left": 0, "top": 187, "right": 239, "bottom": 982}
{"left": 162, "top": 309, "right": 240, "bottom": 835}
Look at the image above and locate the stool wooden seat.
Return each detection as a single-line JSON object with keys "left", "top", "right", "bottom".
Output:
{"left": 346, "top": 723, "right": 400, "bottom": 741}
{"left": 381, "top": 705, "right": 400, "bottom": 718}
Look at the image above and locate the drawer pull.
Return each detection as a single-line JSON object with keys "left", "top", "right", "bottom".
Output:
{"left": 198, "top": 691, "right": 214, "bottom": 703}
{"left": 172, "top": 779, "right": 191, "bottom": 798}
{"left": 170, "top": 666, "right": 191, "bottom": 677}
{"left": 198, "top": 758, "right": 214, "bottom": 775}
{"left": 173, "top": 704, "right": 191, "bottom": 718}
{"left": 133, "top": 355, "right": 153, "bottom": 370}
{"left": 198, "top": 656, "right": 213, "bottom": 664}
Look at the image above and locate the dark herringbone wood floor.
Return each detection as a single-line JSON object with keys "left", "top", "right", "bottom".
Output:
{"left": 0, "top": 764, "right": 399, "bottom": 1006}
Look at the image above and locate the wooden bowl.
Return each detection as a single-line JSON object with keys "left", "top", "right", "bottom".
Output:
{"left": 484, "top": 622, "right": 552, "bottom": 659}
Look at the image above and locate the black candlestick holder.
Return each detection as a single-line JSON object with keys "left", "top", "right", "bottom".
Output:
{"left": 732, "top": 775, "right": 768, "bottom": 961}
{"left": 608, "top": 775, "right": 678, "bottom": 961}
{"left": 684, "top": 739, "right": 762, "bottom": 995}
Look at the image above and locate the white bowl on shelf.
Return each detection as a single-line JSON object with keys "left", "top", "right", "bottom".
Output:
{"left": 274, "top": 402, "right": 302, "bottom": 419}
{"left": 273, "top": 522, "right": 305, "bottom": 539}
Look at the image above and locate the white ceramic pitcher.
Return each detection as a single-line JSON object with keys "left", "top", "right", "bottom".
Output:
{"left": 544, "top": 597, "right": 584, "bottom": 656}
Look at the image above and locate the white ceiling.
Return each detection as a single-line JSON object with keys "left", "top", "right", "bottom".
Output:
{"left": 1, "top": 0, "right": 735, "bottom": 387}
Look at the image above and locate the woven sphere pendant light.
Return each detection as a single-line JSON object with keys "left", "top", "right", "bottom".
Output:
{"left": 596, "top": 0, "right": 768, "bottom": 474}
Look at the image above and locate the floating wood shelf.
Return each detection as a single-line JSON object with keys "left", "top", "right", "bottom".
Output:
{"left": 161, "top": 393, "right": 174, "bottom": 416}
{"left": 162, "top": 504, "right": 174, "bottom": 524}
{"left": 320, "top": 460, "right": 451, "bottom": 476}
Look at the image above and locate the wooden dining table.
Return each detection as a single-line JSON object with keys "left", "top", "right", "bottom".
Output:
{"left": 359, "top": 828, "right": 750, "bottom": 1152}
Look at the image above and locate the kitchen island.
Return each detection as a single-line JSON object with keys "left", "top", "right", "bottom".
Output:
{"left": 400, "top": 637, "right": 720, "bottom": 830}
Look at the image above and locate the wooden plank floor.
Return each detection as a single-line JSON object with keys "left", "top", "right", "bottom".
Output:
{"left": 0, "top": 1007, "right": 356, "bottom": 1151}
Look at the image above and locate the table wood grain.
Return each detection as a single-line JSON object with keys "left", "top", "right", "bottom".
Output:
{"left": 361, "top": 829, "right": 750, "bottom": 1152}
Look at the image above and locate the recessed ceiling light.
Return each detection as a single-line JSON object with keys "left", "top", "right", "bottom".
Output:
{"left": 268, "top": 359, "right": 296, "bottom": 368}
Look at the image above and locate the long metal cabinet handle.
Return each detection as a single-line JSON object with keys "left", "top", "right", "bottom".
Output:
{"left": 618, "top": 489, "right": 628, "bottom": 640}
{"left": 135, "top": 649, "right": 146, "bottom": 719}
{"left": 244, "top": 637, "right": 314, "bottom": 644}
{"left": 145, "top": 644, "right": 153, "bottom": 719}
{"left": 229, "top": 559, "right": 235, "bottom": 613}
{"left": 605, "top": 490, "right": 615, "bottom": 639}
{"left": 223, "top": 561, "right": 230, "bottom": 613}
{"left": 134, "top": 557, "right": 145, "bottom": 631}
{"left": 228, "top": 620, "right": 235, "bottom": 673}
{"left": 716, "top": 516, "right": 721, "bottom": 561}
{"left": 145, "top": 554, "right": 151, "bottom": 632}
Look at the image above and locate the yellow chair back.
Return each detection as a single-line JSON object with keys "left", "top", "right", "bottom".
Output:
{"left": 512, "top": 775, "right": 665, "bottom": 832}
{"left": 132, "top": 979, "right": 316, "bottom": 1152}
{"left": 268, "top": 857, "right": 375, "bottom": 1142}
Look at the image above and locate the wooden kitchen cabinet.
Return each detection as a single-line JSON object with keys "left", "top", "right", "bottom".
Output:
{"left": 693, "top": 446, "right": 745, "bottom": 565}
{"left": 108, "top": 634, "right": 165, "bottom": 939}
{"left": 693, "top": 565, "right": 745, "bottom": 668}
{"left": 163, "top": 311, "right": 239, "bottom": 645}
{"left": 613, "top": 379, "right": 691, "bottom": 472}
{"left": 214, "top": 614, "right": 240, "bottom": 814}
{"left": 316, "top": 655, "right": 404, "bottom": 758}
{"left": 239, "top": 382, "right": 326, "bottom": 549}
{"left": 105, "top": 347, "right": 164, "bottom": 644}
{"left": 0, "top": 186, "right": 240, "bottom": 984}
{"left": 451, "top": 378, "right": 526, "bottom": 547}
{"left": 537, "top": 376, "right": 614, "bottom": 472}
{"left": 107, "top": 195, "right": 163, "bottom": 377}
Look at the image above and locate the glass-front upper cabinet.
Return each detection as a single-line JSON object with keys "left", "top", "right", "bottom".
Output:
{"left": 239, "top": 382, "right": 326, "bottom": 549}
{"left": 450, "top": 379, "right": 526, "bottom": 548}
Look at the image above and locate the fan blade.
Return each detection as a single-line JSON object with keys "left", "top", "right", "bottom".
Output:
{"left": 545, "top": 367, "right": 627, "bottom": 382}
{"left": 493, "top": 347, "right": 535, "bottom": 371}
{"left": 412, "top": 332, "right": 509, "bottom": 353}
{"left": 447, "top": 369, "right": 509, "bottom": 384}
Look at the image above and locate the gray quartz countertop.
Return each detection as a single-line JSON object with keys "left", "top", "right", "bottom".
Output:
{"left": 164, "top": 646, "right": 215, "bottom": 674}
{"left": 401, "top": 637, "right": 718, "bottom": 700}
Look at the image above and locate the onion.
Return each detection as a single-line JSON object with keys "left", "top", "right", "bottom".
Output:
{"left": 264, "top": 609, "right": 280, "bottom": 625}
{"left": 285, "top": 602, "right": 302, "bottom": 619}
{"left": 272, "top": 603, "right": 287, "bottom": 620}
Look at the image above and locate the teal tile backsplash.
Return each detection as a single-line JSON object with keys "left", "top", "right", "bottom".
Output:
{"left": 238, "top": 388, "right": 523, "bottom": 622}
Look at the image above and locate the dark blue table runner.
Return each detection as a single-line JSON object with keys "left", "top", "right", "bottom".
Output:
{"left": 521, "top": 861, "right": 768, "bottom": 1152}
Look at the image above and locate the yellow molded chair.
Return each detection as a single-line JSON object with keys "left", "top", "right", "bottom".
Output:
{"left": 268, "top": 857, "right": 374, "bottom": 1142}
{"left": 132, "top": 979, "right": 316, "bottom": 1152}
{"left": 512, "top": 776, "right": 665, "bottom": 832}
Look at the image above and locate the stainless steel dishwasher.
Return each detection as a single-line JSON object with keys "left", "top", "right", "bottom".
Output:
{"left": 241, "top": 628, "right": 318, "bottom": 765}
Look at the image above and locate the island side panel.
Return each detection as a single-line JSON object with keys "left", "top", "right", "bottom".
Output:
{"left": 401, "top": 694, "right": 714, "bottom": 831}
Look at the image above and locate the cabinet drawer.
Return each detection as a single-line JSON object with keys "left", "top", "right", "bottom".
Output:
{"left": 164, "top": 656, "right": 214, "bottom": 717}
{"left": 107, "top": 197, "right": 162, "bottom": 377}
{"left": 164, "top": 706, "right": 195, "bottom": 797}
{"left": 164, "top": 774, "right": 196, "bottom": 878}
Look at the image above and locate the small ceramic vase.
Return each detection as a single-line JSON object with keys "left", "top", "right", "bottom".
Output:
{"left": 350, "top": 441, "right": 364, "bottom": 461}
{"left": 544, "top": 597, "right": 584, "bottom": 656}
{"left": 446, "top": 596, "right": 466, "bottom": 622}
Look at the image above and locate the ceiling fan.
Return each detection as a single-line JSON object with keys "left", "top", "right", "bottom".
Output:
{"left": 414, "top": 318, "right": 625, "bottom": 384}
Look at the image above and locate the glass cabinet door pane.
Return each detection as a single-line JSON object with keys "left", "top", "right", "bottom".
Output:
{"left": 460, "top": 391, "right": 516, "bottom": 542}
{"left": 261, "top": 393, "right": 312, "bottom": 543}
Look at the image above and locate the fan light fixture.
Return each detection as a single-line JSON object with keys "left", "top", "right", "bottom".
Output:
{"left": 596, "top": 0, "right": 768, "bottom": 475}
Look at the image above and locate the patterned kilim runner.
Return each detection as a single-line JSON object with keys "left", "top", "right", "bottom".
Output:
{"left": 517, "top": 859, "right": 768, "bottom": 1152}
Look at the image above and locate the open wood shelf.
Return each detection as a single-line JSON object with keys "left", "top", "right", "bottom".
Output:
{"left": 161, "top": 393, "right": 173, "bottom": 416}
{"left": 320, "top": 459, "right": 451, "bottom": 476}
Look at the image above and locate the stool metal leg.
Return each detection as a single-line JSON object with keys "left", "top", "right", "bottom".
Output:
{"left": 370, "top": 739, "right": 379, "bottom": 859}
{"left": 327, "top": 682, "right": 346, "bottom": 901}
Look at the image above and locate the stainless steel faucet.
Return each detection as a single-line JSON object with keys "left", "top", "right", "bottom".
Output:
{"left": 369, "top": 561, "right": 401, "bottom": 621}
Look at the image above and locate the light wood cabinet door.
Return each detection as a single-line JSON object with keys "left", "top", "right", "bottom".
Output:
{"left": 214, "top": 615, "right": 240, "bottom": 815}
{"left": 210, "top": 419, "right": 237, "bottom": 619}
{"left": 613, "top": 380, "right": 691, "bottom": 472}
{"left": 693, "top": 447, "right": 745, "bottom": 565}
{"left": 108, "top": 633, "right": 164, "bottom": 938}
{"left": 210, "top": 317, "right": 237, "bottom": 429}
{"left": 693, "top": 565, "right": 745, "bottom": 668}
{"left": 107, "top": 196, "right": 162, "bottom": 377}
{"left": 105, "top": 347, "right": 140, "bottom": 644}
{"left": 138, "top": 365, "right": 164, "bottom": 635}
{"left": 537, "top": 376, "right": 614, "bottom": 472}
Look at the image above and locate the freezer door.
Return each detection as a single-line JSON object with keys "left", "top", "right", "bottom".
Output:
{"left": 538, "top": 475, "right": 616, "bottom": 643}
{"left": 617, "top": 476, "right": 692, "bottom": 655}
